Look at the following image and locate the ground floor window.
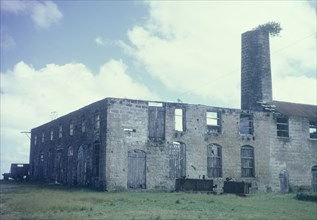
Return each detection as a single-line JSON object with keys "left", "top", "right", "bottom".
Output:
{"left": 169, "top": 142, "right": 186, "bottom": 179}
{"left": 241, "top": 145, "right": 254, "bottom": 177}
{"left": 207, "top": 144, "right": 222, "bottom": 177}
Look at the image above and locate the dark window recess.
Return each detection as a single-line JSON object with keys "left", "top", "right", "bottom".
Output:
{"left": 240, "top": 114, "right": 253, "bottom": 135}
{"left": 169, "top": 142, "right": 186, "bottom": 179}
{"left": 241, "top": 146, "right": 255, "bottom": 177}
{"left": 207, "top": 144, "right": 222, "bottom": 178}
{"left": 309, "top": 121, "right": 317, "bottom": 139}
{"left": 206, "top": 111, "right": 221, "bottom": 133}
{"left": 277, "top": 116, "right": 289, "bottom": 137}
{"left": 94, "top": 142, "right": 100, "bottom": 177}
{"left": 148, "top": 107, "right": 165, "bottom": 141}
{"left": 312, "top": 165, "right": 317, "bottom": 192}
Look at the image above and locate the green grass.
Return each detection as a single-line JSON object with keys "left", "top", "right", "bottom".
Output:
{"left": 1, "top": 182, "right": 316, "bottom": 220}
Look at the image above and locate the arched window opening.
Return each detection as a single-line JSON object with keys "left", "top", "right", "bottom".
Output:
{"left": 207, "top": 144, "right": 222, "bottom": 178}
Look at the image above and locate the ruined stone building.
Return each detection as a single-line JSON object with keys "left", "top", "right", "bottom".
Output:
{"left": 29, "top": 29, "right": 317, "bottom": 192}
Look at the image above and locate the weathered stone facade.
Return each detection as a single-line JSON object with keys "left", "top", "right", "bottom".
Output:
{"left": 29, "top": 29, "right": 317, "bottom": 192}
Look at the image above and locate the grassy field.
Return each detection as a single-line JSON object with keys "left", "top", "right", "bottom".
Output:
{"left": 1, "top": 182, "right": 316, "bottom": 220}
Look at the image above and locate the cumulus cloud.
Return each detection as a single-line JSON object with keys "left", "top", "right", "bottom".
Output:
{"left": 122, "top": 1, "right": 316, "bottom": 106}
{"left": 1, "top": 1, "right": 63, "bottom": 29}
{"left": 0, "top": 60, "right": 158, "bottom": 175}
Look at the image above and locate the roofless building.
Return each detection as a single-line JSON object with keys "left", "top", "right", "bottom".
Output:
{"left": 29, "top": 27, "right": 317, "bottom": 192}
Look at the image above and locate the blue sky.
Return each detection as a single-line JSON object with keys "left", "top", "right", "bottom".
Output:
{"left": 1, "top": 0, "right": 316, "bottom": 176}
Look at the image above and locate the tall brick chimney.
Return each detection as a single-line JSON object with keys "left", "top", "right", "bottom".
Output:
{"left": 241, "top": 29, "right": 272, "bottom": 111}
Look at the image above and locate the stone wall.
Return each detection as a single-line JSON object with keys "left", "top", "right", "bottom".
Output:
{"left": 269, "top": 115, "right": 317, "bottom": 191}
{"left": 29, "top": 97, "right": 316, "bottom": 192}
{"left": 104, "top": 98, "right": 277, "bottom": 192}
{"left": 29, "top": 99, "right": 108, "bottom": 190}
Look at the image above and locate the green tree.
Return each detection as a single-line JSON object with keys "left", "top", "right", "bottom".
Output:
{"left": 253, "top": 22, "right": 282, "bottom": 37}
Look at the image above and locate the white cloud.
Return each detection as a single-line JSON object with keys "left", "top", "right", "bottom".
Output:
{"left": 122, "top": 1, "right": 316, "bottom": 106}
{"left": 0, "top": 1, "right": 63, "bottom": 29}
{"left": 31, "top": 1, "right": 63, "bottom": 29}
{"left": 0, "top": 60, "right": 158, "bottom": 175}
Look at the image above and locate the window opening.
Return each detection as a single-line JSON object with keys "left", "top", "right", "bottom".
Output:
{"left": 41, "top": 132, "right": 45, "bottom": 143}
{"left": 148, "top": 107, "right": 165, "bottom": 141}
{"left": 175, "top": 108, "right": 184, "bottom": 131}
{"left": 40, "top": 153, "right": 44, "bottom": 162}
{"left": 68, "top": 147, "right": 73, "bottom": 156}
{"left": 94, "top": 142, "right": 100, "bottom": 177}
{"left": 277, "top": 116, "right": 289, "bottom": 137}
{"left": 50, "top": 129, "right": 54, "bottom": 141}
{"left": 95, "top": 113, "right": 100, "bottom": 130}
{"left": 59, "top": 125, "right": 62, "bottom": 138}
{"left": 34, "top": 135, "right": 37, "bottom": 145}
{"left": 207, "top": 144, "right": 222, "bottom": 177}
{"left": 241, "top": 146, "right": 255, "bottom": 177}
{"left": 312, "top": 165, "right": 317, "bottom": 192}
{"left": 240, "top": 114, "right": 253, "bottom": 135}
{"left": 70, "top": 120, "right": 74, "bottom": 136}
{"left": 169, "top": 142, "right": 186, "bottom": 178}
{"left": 206, "top": 111, "right": 221, "bottom": 133}
{"left": 82, "top": 120, "right": 86, "bottom": 133}
{"left": 309, "top": 121, "right": 317, "bottom": 139}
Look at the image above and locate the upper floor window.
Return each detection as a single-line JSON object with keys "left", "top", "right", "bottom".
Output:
{"left": 69, "top": 120, "right": 74, "bottom": 136}
{"left": 41, "top": 132, "right": 45, "bottom": 143}
{"left": 309, "top": 121, "right": 317, "bottom": 139}
{"left": 241, "top": 145, "right": 255, "bottom": 177}
{"left": 240, "top": 113, "right": 253, "bottom": 135}
{"left": 82, "top": 119, "right": 86, "bottom": 133}
{"left": 34, "top": 135, "right": 37, "bottom": 145}
{"left": 277, "top": 116, "right": 289, "bottom": 137}
{"left": 148, "top": 106, "right": 165, "bottom": 141}
{"left": 58, "top": 125, "right": 63, "bottom": 138}
{"left": 95, "top": 113, "right": 100, "bottom": 130}
{"left": 206, "top": 111, "right": 221, "bottom": 133}
{"left": 175, "top": 108, "right": 185, "bottom": 131}
{"left": 207, "top": 144, "right": 222, "bottom": 178}
{"left": 50, "top": 129, "right": 54, "bottom": 141}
